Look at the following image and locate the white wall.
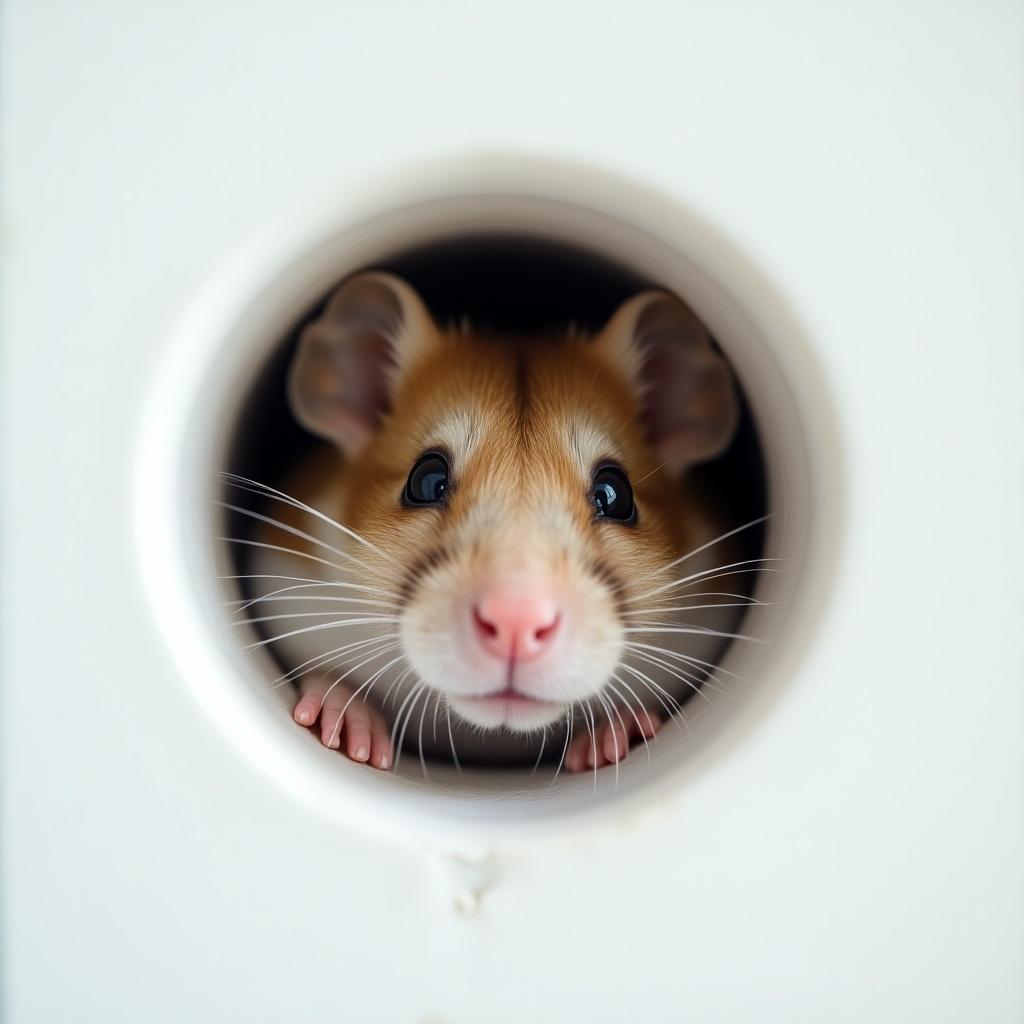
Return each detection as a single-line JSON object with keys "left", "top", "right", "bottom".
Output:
{"left": 2, "top": 2, "right": 1022, "bottom": 1021}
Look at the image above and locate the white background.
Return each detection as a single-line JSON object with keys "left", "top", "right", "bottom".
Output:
{"left": 2, "top": 2, "right": 1022, "bottom": 1021}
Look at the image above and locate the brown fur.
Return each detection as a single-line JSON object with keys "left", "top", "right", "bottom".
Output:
{"left": 246, "top": 277, "right": 742, "bottom": 764}
{"left": 266, "top": 328, "right": 715, "bottom": 573}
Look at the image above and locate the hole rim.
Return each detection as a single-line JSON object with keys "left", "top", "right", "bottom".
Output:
{"left": 132, "top": 154, "right": 845, "bottom": 844}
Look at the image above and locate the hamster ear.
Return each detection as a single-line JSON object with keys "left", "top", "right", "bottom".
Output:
{"left": 596, "top": 291, "right": 739, "bottom": 473}
{"left": 288, "top": 272, "right": 436, "bottom": 455}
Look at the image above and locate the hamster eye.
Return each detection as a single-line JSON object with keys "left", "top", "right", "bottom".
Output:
{"left": 404, "top": 452, "right": 450, "bottom": 507}
{"left": 592, "top": 465, "right": 636, "bottom": 523}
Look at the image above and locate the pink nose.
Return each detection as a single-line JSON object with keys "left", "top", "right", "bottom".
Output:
{"left": 473, "top": 587, "right": 561, "bottom": 662}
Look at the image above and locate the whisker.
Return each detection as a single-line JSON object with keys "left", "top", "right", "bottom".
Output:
{"left": 620, "top": 656, "right": 694, "bottom": 706}
{"left": 218, "top": 573, "right": 398, "bottom": 600}
{"left": 244, "top": 616, "right": 399, "bottom": 649}
{"left": 671, "top": 567, "right": 782, "bottom": 592}
{"left": 602, "top": 689, "right": 632, "bottom": 780}
{"left": 218, "top": 537, "right": 364, "bottom": 579}
{"left": 365, "top": 657, "right": 411, "bottom": 731}
{"left": 629, "top": 590, "right": 762, "bottom": 605}
{"left": 317, "top": 643, "right": 402, "bottom": 732}
{"left": 622, "top": 599, "right": 771, "bottom": 618}
{"left": 581, "top": 701, "right": 599, "bottom": 793}
{"left": 617, "top": 661, "right": 689, "bottom": 720}
{"left": 382, "top": 665, "right": 415, "bottom": 709}
{"left": 267, "top": 634, "right": 397, "bottom": 689}
{"left": 220, "top": 473, "right": 401, "bottom": 566}
{"left": 645, "top": 514, "right": 773, "bottom": 580}
{"left": 217, "top": 500, "right": 381, "bottom": 576}
{"left": 417, "top": 691, "right": 431, "bottom": 781}
{"left": 239, "top": 610, "right": 400, "bottom": 626}
{"left": 594, "top": 692, "right": 620, "bottom": 789}
{"left": 329, "top": 655, "right": 405, "bottom": 745}
{"left": 632, "top": 557, "right": 783, "bottom": 603}
{"left": 619, "top": 668, "right": 691, "bottom": 738}
{"left": 606, "top": 677, "right": 653, "bottom": 768}
{"left": 389, "top": 683, "right": 422, "bottom": 769}
{"left": 530, "top": 728, "right": 549, "bottom": 776}
{"left": 445, "top": 701, "right": 462, "bottom": 773}
{"left": 633, "top": 460, "right": 668, "bottom": 485}
{"left": 393, "top": 684, "right": 430, "bottom": 773}
{"left": 231, "top": 595, "right": 395, "bottom": 617}
{"left": 625, "top": 643, "right": 724, "bottom": 693}
{"left": 633, "top": 646, "right": 732, "bottom": 706}
{"left": 623, "top": 640, "right": 744, "bottom": 681}
{"left": 623, "top": 624, "right": 766, "bottom": 644}
{"left": 625, "top": 648, "right": 721, "bottom": 701}
{"left": 551, "top": 708, "right": 574, "bottom": 785}
{"left": 228, "top": 588, "right": 396, "bottom": 614}
{"left": 327, "top": 652, "right": 406, "bottom": 748}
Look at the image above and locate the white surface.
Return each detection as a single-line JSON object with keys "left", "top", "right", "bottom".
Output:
{"left": 133, "top": 174, "right": 830, "bottom": 840}
{"left": 3, "top": 2, "right": 1022, "bottom": 1022}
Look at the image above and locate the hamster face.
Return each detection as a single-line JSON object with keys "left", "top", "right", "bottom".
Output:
{"left": 339, "top": 336, "right": 684, "bottom": 732}
{"left": 282, "top": 271, "right": 739, "bottom": 740}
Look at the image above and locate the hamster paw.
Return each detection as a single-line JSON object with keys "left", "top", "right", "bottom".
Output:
{"left": 564, "top": 707, "right": 662, "bottom": 773}
{"left": 293, "top": 673, "right": 393, "bottom": 770}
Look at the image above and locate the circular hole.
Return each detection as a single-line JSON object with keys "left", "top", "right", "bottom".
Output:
{"left": 134, "top": 161, "right": 839, "bottom": 841}
{"left": 225, "top": 234, "right": 769, "bottom": 765}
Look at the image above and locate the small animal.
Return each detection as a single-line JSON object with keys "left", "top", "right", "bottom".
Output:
{"left": 230, "top": 271, "right": 757, "bottom": 774}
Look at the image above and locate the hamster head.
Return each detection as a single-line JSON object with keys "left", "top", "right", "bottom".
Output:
{"left": 287, "top": 272, "right": 738, "bottom": 733}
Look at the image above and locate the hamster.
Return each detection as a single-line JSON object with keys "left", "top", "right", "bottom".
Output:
{"left": 230, "top": 271, "right": 756, "bottom": 774}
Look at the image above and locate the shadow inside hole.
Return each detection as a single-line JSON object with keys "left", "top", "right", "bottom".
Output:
{"left": 224, "top": 234, "right": 767, "bottom": 767}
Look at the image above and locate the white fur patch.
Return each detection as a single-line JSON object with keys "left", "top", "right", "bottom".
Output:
{"left": 564, "top": 416, "right": 619, "bottom": 480}
{"left": 428, "top": 409, "right": 481, "bottom": 470}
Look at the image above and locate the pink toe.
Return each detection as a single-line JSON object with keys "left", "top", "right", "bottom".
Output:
{"left": 321, "top": 720, "right": 342, "bottom": 748}
{"left": 294, "top": 701, "right": 317, "bottom": 726}
{"left": 602, "top": 734, "right": 614, "bottom": 763}
{"left": 642, "top": 713, "right": 664, "bottom": 738}
{"left": 565, "top": 737, "right": 589, "bottom": 773}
